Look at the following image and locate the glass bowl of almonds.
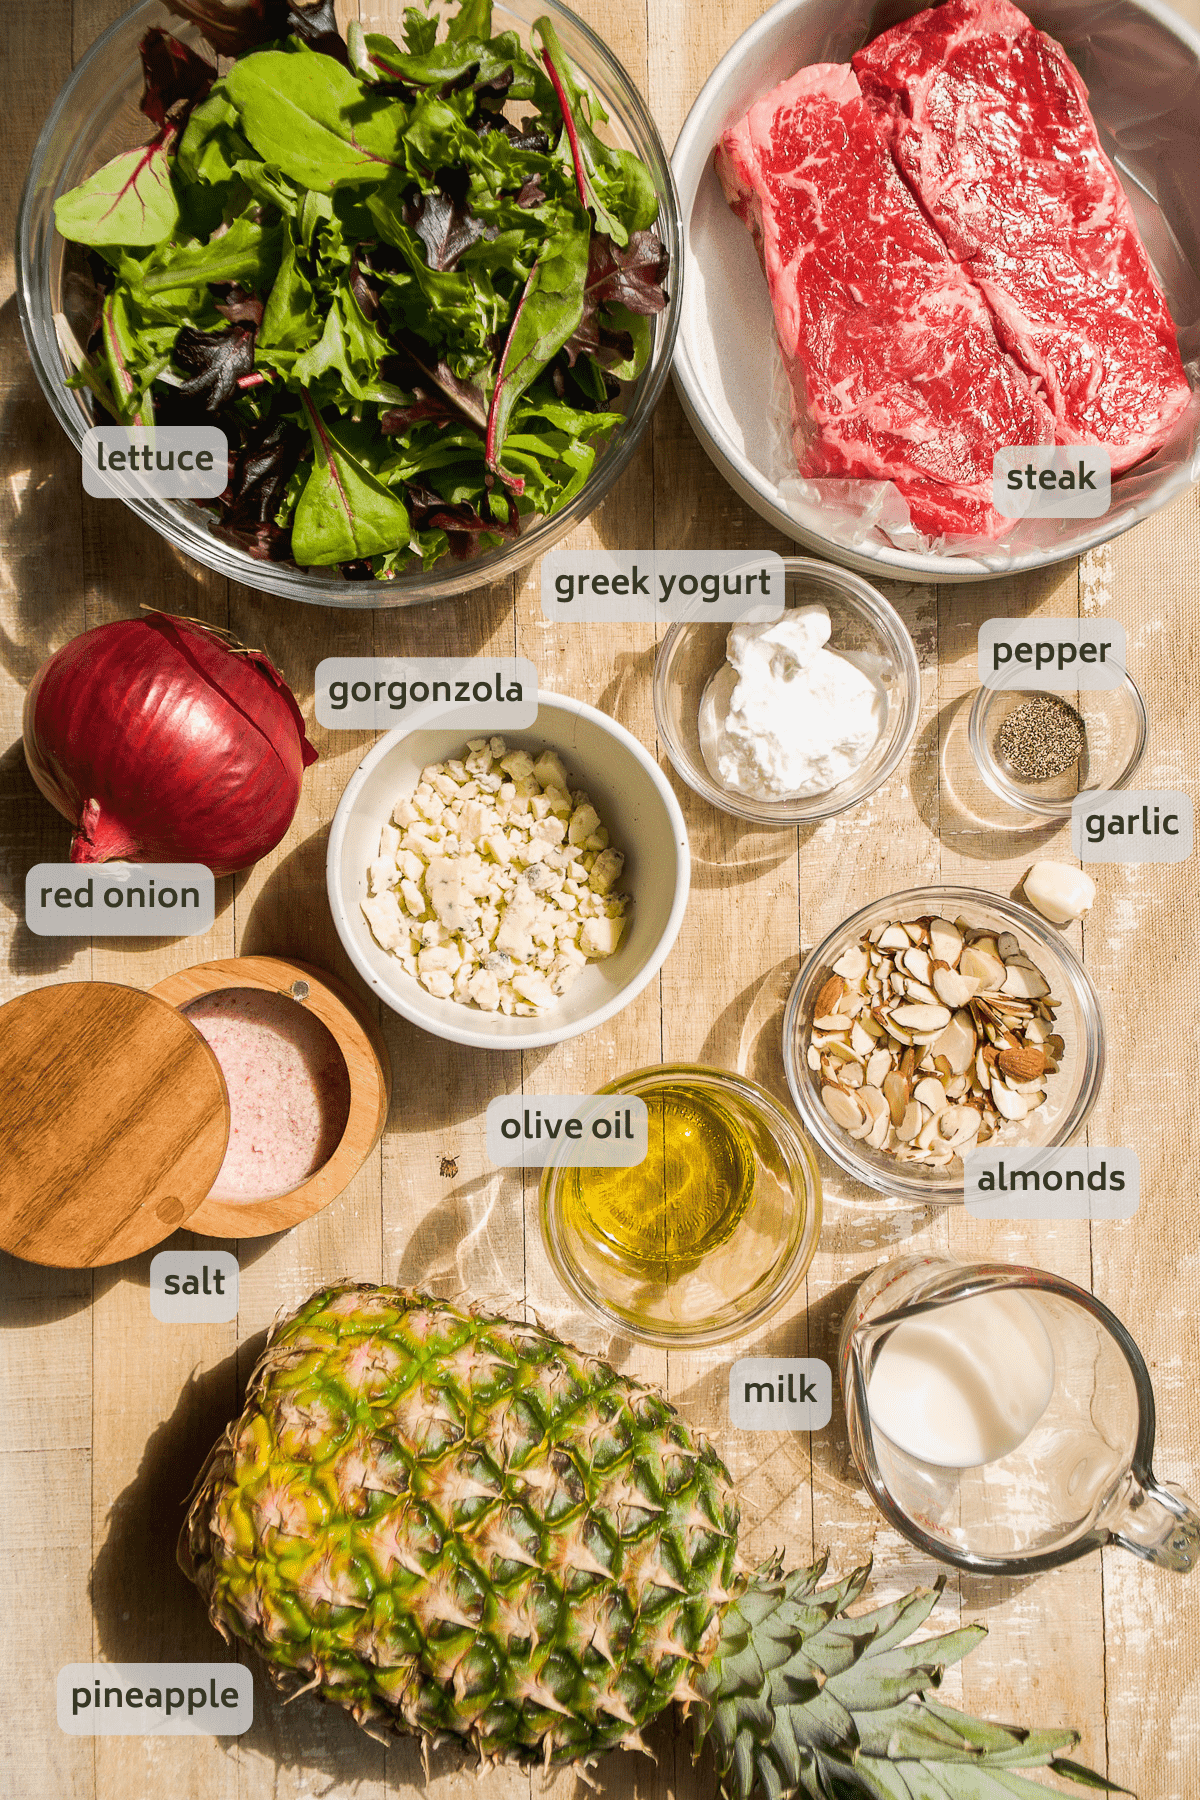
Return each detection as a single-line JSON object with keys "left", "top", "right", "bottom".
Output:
{"left": 781, "top": 887, "right": 1106, "bottom": 1200}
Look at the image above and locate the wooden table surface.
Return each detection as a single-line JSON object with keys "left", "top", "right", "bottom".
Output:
{"left": 2, "top": 1, "right": 1199, "bottom": 1796}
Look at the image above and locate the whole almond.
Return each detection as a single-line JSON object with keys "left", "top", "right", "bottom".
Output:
{"left": 815, "top": 974, "right": 846, "bottom": 1018}
{"left": 998, "top": 1045, "right": 1046, "bottom": 1081}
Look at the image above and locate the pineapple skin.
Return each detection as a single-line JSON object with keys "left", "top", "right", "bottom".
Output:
{"left": 180, "top": 1283, "right": 743, "bottom": 1765}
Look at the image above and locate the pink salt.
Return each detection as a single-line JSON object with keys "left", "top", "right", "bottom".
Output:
{"left": 183, "top": 988, "right": 352, "bottom": 1201}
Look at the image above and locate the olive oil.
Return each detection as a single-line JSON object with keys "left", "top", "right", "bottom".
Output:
{"left": 564, "top": 1081, "right": 756, "bottom": 1282}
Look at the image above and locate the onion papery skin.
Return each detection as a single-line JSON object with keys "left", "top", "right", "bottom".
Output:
{"left": 23, "top": 615, "right": 318, "bottom": 878}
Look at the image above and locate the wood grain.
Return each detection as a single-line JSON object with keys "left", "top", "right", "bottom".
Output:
{"left": 1, "top": 0, "right": 1199, "bottom": 1796}
{"left": 0, "top": 982, "right": 228, "bottom": 1265}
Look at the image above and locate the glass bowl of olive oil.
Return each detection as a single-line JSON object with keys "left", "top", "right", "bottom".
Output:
{"left": 539, "top": 1064, "right": 822, "bottom": 1345}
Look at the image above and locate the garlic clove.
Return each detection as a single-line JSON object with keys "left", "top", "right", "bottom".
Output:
{"left": 1022, "top": 860, "right": 1096, "bottom": 925}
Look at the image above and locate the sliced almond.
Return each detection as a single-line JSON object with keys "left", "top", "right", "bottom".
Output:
{"left": 865, "top": 1048, "right": 892, "bottom": 1089}
{"left": 822, "top": 1086, "right": 864, "bottom": 1131}
{"left": 939, "top": 1104, "right": 983, "bottom": 1147}
{"left": 806, "top": 1045, "right": 821, "bottom": 1071}
{"left": 929, "top": 918, "right": 963, "bottom": 967}
{"left": 916, "top": 1109, "right": 941, "bottom": 1149}
{"left": 814, "top": 1012, "right": 855, "bottom": 1032}
{"left": 933, "top": 965, "right": 981, "bottom": 1009}
{"left": 913, "top": 1077, "right": 947, "bottom": 1113}
{"left": 857, "top": 1085, "right": 889, "bottom": 1125}
{"left": 890, "top": 1003, "right": 952, "bottom": 1032}
{"left": 882, "top": 1070, "right": 910, "bottom": 1125}
{"left": 833, "top": 945, "right": 870, "bottom": 979}
{"left": 850, "top": 1020, "right": 875, "bottom": 1059}
{"left": 997, "top": 931, "right": 1022, "bottom": 959}
{"left": 931, "top": 1011, "right": 975, "bottom": 1075}
{"left": 1001, "top": 961, "right": 1051, "bottom": 1000}
{"left": 841, "top": 1061, "right": 864, "bottom": 1088}
{"left": 877, "top": 925, "right": 911, "bottom": 950}
{"left": 990, "top": 1080, "right": 1029, "bottom": 1121}
{"left": 867, "top": 1109, "right": 891, "bottom": 1150}
{"left": 960, "top": 945, "right": 1006, "bottom": 988}
{"left": 815, "top": 974, "right": 846, "bottom": 1018}
{"left": 901, "top": 946, "right": 933, "bottom": 984}
{"left": 895, "top": 1102, "right": 924, "bottom": 1143}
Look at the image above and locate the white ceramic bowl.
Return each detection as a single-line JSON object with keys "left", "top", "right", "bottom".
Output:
{"left": 327, "top": 697, "right": 690, "bottom": 1048}
{"left": 672, "top": 0, "right": 1200, "bottom": 583}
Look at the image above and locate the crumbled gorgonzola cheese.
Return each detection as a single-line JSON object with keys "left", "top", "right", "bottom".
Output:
{"left": 361, "top": 738, "right": 631, "bottom": 1016}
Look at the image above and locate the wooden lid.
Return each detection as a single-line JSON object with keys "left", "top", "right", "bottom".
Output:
{"left": 0, "top": 982, "right": 229, "bottom": 1267}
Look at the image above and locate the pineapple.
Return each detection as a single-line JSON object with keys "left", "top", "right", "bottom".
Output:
{"left": 180, "top": 1285, "right": 1122, "bottom": 1796}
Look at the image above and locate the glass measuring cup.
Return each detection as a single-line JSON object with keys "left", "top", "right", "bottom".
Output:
{"left": 839, "top": 1256, "right": 1200, "bottom": 1575}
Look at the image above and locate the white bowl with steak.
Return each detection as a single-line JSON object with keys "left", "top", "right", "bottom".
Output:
{"left": 672, "top": 0, "right": 1200, "bottom": 581}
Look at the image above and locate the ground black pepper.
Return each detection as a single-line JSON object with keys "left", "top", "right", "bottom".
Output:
{"left": 996, "top": 696, "right": 1086, "bottom": 781}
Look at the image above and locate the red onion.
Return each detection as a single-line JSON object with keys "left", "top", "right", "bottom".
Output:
{"left": 23, "top": 613, "right": 318, "bottom": 878}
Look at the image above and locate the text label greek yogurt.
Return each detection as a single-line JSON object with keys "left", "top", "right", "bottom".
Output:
{"left": 486, "top": 1095, "right": 648, "bottom": 1167}
{"left": 316, "top": 659, "right": 537, "bottom": 730}
{"left": 541, "top": 551, "right": 784, "bottom": 622}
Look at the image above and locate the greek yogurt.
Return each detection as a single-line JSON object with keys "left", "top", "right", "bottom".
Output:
{"left": 698, "top": 607, "right": 886, "bottom": 801}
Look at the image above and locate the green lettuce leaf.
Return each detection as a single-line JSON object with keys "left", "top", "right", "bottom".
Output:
{"left": 225, "top": 47, "right": 409, "bottom": 189}
{"left": 54, "top": 133, "right": 180, "bottom": 248}
{"left": 294, "top": 395, "right": 411, "bottom": 563}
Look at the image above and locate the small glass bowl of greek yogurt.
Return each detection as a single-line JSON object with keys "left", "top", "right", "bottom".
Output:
{"left": 653, "top": 559, "right": 921, "bottom": 824}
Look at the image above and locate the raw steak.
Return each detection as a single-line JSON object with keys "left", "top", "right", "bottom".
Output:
{"left": 715, "top": 62, "right": 1056, "bottom": 538}
{"left": 854, "top": 0, "right": 1190, "bottom": 472}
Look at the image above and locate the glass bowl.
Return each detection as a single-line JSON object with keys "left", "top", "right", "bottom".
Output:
{"left": 968, "top": 677, "right": 1148, "bottom": 819}
{"left": 782, "top": 887, "right": 1106, "bottom": 1203}
{"left": 652, "top": 558, "right": 920, "bottom": 824}
{"left": 16, "top": 0, "right": 681, "bottom": 609}
{"left": 539, "top": 1063, "right": 822, "bottom": 1345}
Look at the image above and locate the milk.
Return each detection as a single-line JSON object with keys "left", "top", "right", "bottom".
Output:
{"left": 865, "top": 1288, "right": 1055, "bottom": 1468}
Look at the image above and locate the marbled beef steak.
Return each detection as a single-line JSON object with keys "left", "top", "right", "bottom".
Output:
{"left": 855, "top": 0, "right": 1190, "bottom": 474}
{"left": 716, "top": 0, "right": 1190, "bottom": 540}
{"left": 715, "top": 60, "right": 1056, "bottom": 539}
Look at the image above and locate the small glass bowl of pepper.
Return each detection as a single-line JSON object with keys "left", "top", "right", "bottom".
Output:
{"left": 969, "top": 674, "right": 1148, "bottom": 819}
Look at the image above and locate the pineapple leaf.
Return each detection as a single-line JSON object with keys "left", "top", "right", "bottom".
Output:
{"left": 858, "top": 1585, "right": 946, "bottom": 1656}
{"left": 921, "top": 1698, "right": 1079, "bottom": 1757}
{"left": 700, "top": 1562, "right": 1125, "bottom": 1800}
{"left": 825, "top": 1627, "right": 987, "bottom": 1708}
{"left": 1046, "top": 1759, "right": 1133, "bottom": 1794}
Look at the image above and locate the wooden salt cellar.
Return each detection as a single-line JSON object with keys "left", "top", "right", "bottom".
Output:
{"left": 150, "top": 954, "right": 391, "bottom": 1240}
{"left": 0, "top": 956, "right": 391, "bottom": 1267}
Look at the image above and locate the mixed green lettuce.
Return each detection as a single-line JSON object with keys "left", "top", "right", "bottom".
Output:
{"left": 54, "top": 0, "right": 668, "bottom": 578}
